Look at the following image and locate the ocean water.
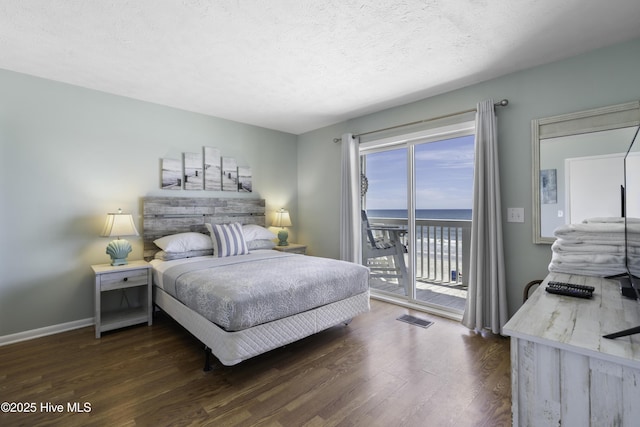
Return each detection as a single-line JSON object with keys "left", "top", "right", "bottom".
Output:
{"left": 366, "top": 209, "right": 472, "bottom": 220}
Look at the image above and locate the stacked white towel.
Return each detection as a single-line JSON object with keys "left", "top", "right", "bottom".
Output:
{"left": 549, "top": 217, "right": 640, "bottom": 277}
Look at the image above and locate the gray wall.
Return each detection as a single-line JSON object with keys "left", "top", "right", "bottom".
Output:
{"left": 297, "top": 37, "right": 640, "bottom": 316}
{"left": 0, "top": 69, "right": 297, "bottom": 336}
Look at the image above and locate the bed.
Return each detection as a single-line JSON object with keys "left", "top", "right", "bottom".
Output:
{"left": 143, "top": 196, "right": 370, "bottom": 369}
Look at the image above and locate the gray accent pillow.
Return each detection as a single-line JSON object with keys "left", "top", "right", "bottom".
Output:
{"left": 247, "top": 239, "right": 276, "bottom": 250}
{"left": 154, "top": 249, "right": 213, "bottom": 261}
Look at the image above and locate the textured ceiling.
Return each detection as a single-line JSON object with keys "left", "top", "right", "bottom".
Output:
{"left": 1, "top": 1, "right": 640, "bottom": 134}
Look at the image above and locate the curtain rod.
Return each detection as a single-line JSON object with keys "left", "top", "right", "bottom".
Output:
{"left": 332, "top": 99, "right": 509, "bottom": 143}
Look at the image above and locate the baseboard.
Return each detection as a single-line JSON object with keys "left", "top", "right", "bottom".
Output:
{"left": 0, "top": 317, "right": 94, "bottom": 347}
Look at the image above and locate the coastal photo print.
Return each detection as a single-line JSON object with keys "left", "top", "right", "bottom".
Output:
{"left": 204, "top": 146, "right": 222, "bottom": 191}
{"left": 238, "top": 167, "right": 252, "bottom": 192}
{"left": 183, "top": 152, "right": 203, "bottom": 190}
{"left": 540, "top": 169, "right": 557, "bottom": 204}
{"left": 161, "top": 158, "right": 182, "bottom": 190}
{"left": 222, "top": 157, "right": 238, "bottom": 192}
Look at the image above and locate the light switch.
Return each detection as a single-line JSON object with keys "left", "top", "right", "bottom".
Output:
{"left": 507, "top": 207, "right": 525, "bottom": 223}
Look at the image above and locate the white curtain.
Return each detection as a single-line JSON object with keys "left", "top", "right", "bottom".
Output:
{"left": 462, "top": 100, "right": 508, "bottom": 334}
{"left": 339, "top": 133, "right": 362, "bottom": 263}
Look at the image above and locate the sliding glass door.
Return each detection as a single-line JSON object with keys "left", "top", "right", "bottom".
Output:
{"left": 411, "top": 135, "right": 473, "bottom": 313}
{"left": 360, "top": 121, "right": 474, "bottom": 315}
{"left": 361, "top": 146, "right": 407, "bottom": 296}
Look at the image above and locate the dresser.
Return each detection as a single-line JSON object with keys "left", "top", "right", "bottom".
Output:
{"left": 503, "top": 272, "right": 640, "bottom": 426}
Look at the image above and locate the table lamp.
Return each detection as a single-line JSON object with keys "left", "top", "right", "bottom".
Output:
{"left": 272, "top": 208, "right": 292, "bottom": 246}
{"left": 100, "top": 208, "right": 139, "bottom": 265}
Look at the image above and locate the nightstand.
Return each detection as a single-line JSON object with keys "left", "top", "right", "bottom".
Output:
{"left": 91, "top": 260, "right": 152, "bottom": 338}
{"left": 273, "top": 243, "right": 307, "bottom": 255}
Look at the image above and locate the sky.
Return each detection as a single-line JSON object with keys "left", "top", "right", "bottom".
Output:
{"left": 364, "top": 135, "right": 475, "bottom": 210}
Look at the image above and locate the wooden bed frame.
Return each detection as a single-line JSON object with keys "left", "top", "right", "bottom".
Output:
{"left": 143, "top": 196, "right": 266, "bottom": 260}
{"left": 142, "top": 196, "right": 370, "bottom": 370}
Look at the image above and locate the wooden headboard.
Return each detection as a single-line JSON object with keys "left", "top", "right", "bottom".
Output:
{"left": 142, "top": 196, "right": 266, "bottom": 260}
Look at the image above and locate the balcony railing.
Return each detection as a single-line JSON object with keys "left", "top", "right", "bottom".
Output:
{"left": 368, "top": 217, "right": 471, "bottom": 288}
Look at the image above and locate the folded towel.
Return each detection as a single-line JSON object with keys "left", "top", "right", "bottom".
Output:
{"left": 549, "top": 220, "right": 640, "bottom": 276}
{"left": 554, "top": 222, "right": 640, "bottom": 235}
{"left": 551, "top": 240, "right": 640, "bottom": 254}
{"left": 582, "top": 217, "right": 640, "bottom": 224}
{"left": 549, "top": 263, "right": 640, "bottom": 278}
{"left": 548, "top": 251, "right": 640, "bottom": 276}
{"left": 548, "top": 262, "right": 624, "bottom": 277}
{"left": 557, "top": 237, "right": 640, "bottom": 246}
{"left": 553, "top": 223, "right": 640, "bottom": 244}
{"left": 550, "top": 252, "right": 626, "bottom": 265}
{"left": 551, "top": 240, "right": 626, "bottom": 254}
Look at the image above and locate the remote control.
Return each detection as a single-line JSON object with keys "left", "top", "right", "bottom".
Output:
{"left": 547, "top": 281, "right": 595, "bottom": 292}
{"left": 546, "top": 282, "right": 594, "bottom": 299}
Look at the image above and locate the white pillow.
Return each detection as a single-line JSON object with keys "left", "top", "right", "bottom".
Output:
{"left": 242, "top": 224, "right": 277, "bottom": 242}
{"left": 154, "top": 232, "right": 213, "bottom": 253}
{"left": 154, "top": 249, "right": 213, "bottom": 261}
{"left": 247, "top": 239, "right": 276, "bottom": 250}
{"left": 206, "top": 222, "right": 249, "bottom": 257}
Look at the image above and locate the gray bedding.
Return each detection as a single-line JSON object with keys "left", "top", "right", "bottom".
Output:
{"left": 160, "top": 251, "right": 370, "bottom": 331}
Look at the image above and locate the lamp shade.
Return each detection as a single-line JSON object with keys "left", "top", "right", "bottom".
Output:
{"left": 272, "top": 209, "right": 292, "bottom": 227}
{"left": 101, "top": 209, "right": 139, "bottom": 266}
{"left": 272, "top": 209, "right": 292, "bottom": 246}
{"left": 100, "top": 209, "right": 139, "bottom": 238}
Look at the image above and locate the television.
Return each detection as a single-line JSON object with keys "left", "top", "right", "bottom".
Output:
{"left": 603, "top": 124, "right": 640, "bottom": 339}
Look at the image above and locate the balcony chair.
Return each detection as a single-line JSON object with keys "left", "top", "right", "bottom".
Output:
{"left": 361, "top": 210, "right": 408, "bottom": 285}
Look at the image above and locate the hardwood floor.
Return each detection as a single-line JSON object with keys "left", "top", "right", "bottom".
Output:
{"left": 0, "top": 300, "right": 511, "bottom": 426}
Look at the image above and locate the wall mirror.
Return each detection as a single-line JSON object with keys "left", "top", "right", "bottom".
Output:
{"left": 532, "top": 101, "right": 640, "bottom": 244}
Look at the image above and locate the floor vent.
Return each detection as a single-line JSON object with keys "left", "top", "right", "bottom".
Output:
{"left": 396, "top": 314, "right": 433, "bottom": 329}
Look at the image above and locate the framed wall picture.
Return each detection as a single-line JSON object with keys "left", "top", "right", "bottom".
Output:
{"left": 222, "top": 157, "right": 238, "bottom": 192}
{"left": 161, "top": 158, "right": 182, "bottom": 190}
{"left": 238, "top": 166, "right": 252, "bottom": 192}
{"left": 161, "top": 147, "right": 251, "bottom": 192}
{"left": 540, "top": 169, "right": 557, "bottom": 204}
{"left": 183, "top": 152, "right": 203, "bottom": 190}
{"left": 204, "top": 146, "right": 222, "bottom": 191}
